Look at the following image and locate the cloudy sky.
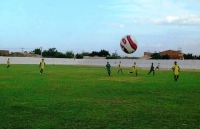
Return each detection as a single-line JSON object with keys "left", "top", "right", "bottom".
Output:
{"left": 0, "top": 0, "right": 200, "bottom": 57}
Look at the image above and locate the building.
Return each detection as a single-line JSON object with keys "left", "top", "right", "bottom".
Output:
{"left": 139, "top": 52, "right": 152, "bottom": 59}
{"left": 141, "top": 50, "right": 184, "bottom": 60}
{"left": 160, "top": 50, "right": 183, "bottom": 60}
{"left": 0, "top": 50, "right": 9, "bottom": 56}
{"left": 0, "top": 50, "right": 41, "bottom": 57}
{"left": 9, "top": 52, "right": 41, "bottom": 57}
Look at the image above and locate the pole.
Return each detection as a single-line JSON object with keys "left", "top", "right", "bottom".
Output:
{"left": 40, "top": 47, "right": 42, "bottom": 57}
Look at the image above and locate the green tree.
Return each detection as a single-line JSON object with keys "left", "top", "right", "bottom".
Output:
{"left": 88, "top": 51, "right": 98, "bottom": 57}
{"left": 98, "top": 49, "right": 110, "bottom": 57}
{"left": 30, "top": 48, "right": 41, "bottom": 55}
{"left": 183, "top": 53, "right": 194, "bottom": 59}
{"left": 42, "top": 48, "right": 58, "bottom": 57}
{"left": 82, "top": 52, "right": 89, "bottom": 56}
{"left": 195, "top": 55, "right": 200, "bottom": 59}
{"left": 76, "top": 53, "right": 83, "bottom": 59}
{"left": 55, "top": 52, "right": 67, "bottom": 58}
{"left": 162, "top": 54, "right": 170, "bottom": 59}
{"left": 88, "top": 50, "right": 110, "bottom": 57}
{"left": 151, "top": 52, "right": 161, "bottom": 59}
{"left": 106, "top": 52, "right": 121, "bottom": 59}
{"left": 66, "top": 51, "right": 74, "bottom": 58}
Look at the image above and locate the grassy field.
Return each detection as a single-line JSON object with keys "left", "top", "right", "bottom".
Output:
{"left": 0, "top": 64, "right": 200, "bottom": 129}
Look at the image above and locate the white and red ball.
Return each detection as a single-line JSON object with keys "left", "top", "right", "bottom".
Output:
{"left": 120, "top": 35, "right": 138, "bottom": 54}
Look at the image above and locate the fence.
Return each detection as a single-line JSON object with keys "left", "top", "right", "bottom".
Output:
{"left": 0, "top": 57, "right": 200, "bottom": 70}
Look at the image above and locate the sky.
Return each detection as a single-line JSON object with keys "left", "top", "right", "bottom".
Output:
{"left": 0, "top": 0, "right": 200, "bottom": 57}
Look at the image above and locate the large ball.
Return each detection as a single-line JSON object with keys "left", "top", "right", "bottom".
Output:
{"left": 120, "top": 35, "right": 138, "bottom": 54}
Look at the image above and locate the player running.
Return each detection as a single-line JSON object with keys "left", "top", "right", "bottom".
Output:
{"left": 106, "top": 62, "right": 111, "bottom": 76}
{"left": 128, "top": 62, "right": 138, "bottom": 77}
{"left": 155, "top": 63, "right": 160, "bottom": 70}
{"left": 172, "top": 61, "right": 180, "bottom": 81}
{"left": 7, "top": 58, "right": 10, "bottom": 68}
{"left": 148, "top": 63, "right": 155, "bottom": 76}
{"left": 39, "top": 59, "right": 45, "bottom": 74}
{"left": 117, "top": 61, "right": 123, "bottom": 73}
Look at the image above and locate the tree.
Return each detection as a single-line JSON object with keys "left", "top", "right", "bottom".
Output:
{"left": 151, "top": 52, "right": 171, "bottom": 59}
{"left": 66, "top": 51, "right": 74, "bottom": 58}
{"left": 30, "top": 48, "right": 41, "bottom": 55}
{"left": 106, "top": 52, "right": 121, "bottom": 59}
{"left": 162, "top": 54, "right": 170, "bottom": 59}
{"left": 55, "top": 52, "right": 67, "bottom": 58}
{"left": 98, "top": 49, "right": 110, "bottom": 57}
{"left": 88, "top": 50, "right": 110, "bottom": 57}
{"left": 183, "top": 53, "right": 194, "bottom": 59}
{"left": 76, "top": 53, "right": 83, "bottom": 59}
{"left": 151, "top": 52, "right": 162, "bottom": 59}
{"left": 42, "top": 50, "right": 48, "bottom": 57}
{"left": 88, "top": 51, "right": 99, "bottom": 57}
{"left": 82, "top": 52, "right": 89, "bottom": 56}
{"left": 42, "top": 48, "right": 58, "bottom": 57}
{"left": 48, "top": 48, "right": 57, "bottom": 56}
{"left": 196, "top": 55, "right": 200, "bottom": 60}
{"left": 106, "top": 55, "right": 121, "bottom": 59}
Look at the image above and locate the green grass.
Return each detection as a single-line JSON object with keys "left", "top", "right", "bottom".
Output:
{"left": 0, "top": 64, "right": 200, "bottom": 129}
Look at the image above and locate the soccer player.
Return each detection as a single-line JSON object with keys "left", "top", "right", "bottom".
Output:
{"left": 117, "top": 61, "right": 123, "bottom": 73}
{"left": 129, "top": 62, "right": 138, "bottom": 77}
{"left": 155, "top": 63, "right": 160, "bottom": 70}
{"left": 172, "top": 61, "right": 180, "bottom": 81}
{"left": 148, "top": 63, "right": 155, "bottom": 76}
{"left": 7, "top": 58, "right": 10, "bottom": 68}
{"left": 106, "top": 62, "right": 111, "bottom": 76}
{"left": 39, "top": 59, "right": 45, "bottom": 74}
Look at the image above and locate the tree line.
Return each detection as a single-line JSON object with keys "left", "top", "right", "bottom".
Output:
{"left": 29, "top": 48, "right": 121, "bottom": 59}
{"left": 183, "top": 53, "right": 200, "bottom": 59}
{"left": 29, "top": 48, "right": 200, "bottom": 59}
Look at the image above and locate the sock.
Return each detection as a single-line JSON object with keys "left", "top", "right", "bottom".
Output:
{"left": 176, "top": 75, "right": 179, "bottom": 80}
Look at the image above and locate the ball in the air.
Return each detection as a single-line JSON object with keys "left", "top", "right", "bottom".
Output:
{"left": 120, "top": 35, "right": 138, "bottom": 54}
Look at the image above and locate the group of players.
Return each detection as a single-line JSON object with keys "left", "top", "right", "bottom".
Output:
{"left": 6, "top": 58, "right": 45, "bottom": 74}
{"left": 106, "top": 61, "right": 180, "bottom": 81}
{"left": 6, "top": 58, "right": 180, "bottom": 81}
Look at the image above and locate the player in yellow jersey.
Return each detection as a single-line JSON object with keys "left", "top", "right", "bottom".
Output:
{"left": 172, "top": 61, "right": 180, "bottom": 81}
{"left": 7, "top": 58, "right": 10, "bottom": 68}
{"left": 128, "top": 62, "right": 138, "bottom": 77}
{"left": 117, "top": 61, "right": 123, "bottom": 73}
{"left": 39, "top": 59, "right": 45, "bottom": 74}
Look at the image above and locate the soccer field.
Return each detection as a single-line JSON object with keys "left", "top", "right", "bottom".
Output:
{"left": 0, "top": 65, "right": 200, "bottom": 129}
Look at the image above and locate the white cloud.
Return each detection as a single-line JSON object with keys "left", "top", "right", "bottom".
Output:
{"left": 118, "top": 24, "right": 125, "bottom": 28}
{"left": 102, "top": 0, "right": 200, "bottom": 26}
{"left": 151, "top": 15, "right": 200, "bottom": 25}
{"left": 102, "top": 22, "right": 125, "bottom": 28}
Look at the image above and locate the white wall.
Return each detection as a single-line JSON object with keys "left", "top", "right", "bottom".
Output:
{"left": 1, "top": 57, "right": 200, "bottom": 69}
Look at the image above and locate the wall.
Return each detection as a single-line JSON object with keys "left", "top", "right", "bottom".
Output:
{"left": 0, "top": 57, "right": 200, "bottom": 69}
